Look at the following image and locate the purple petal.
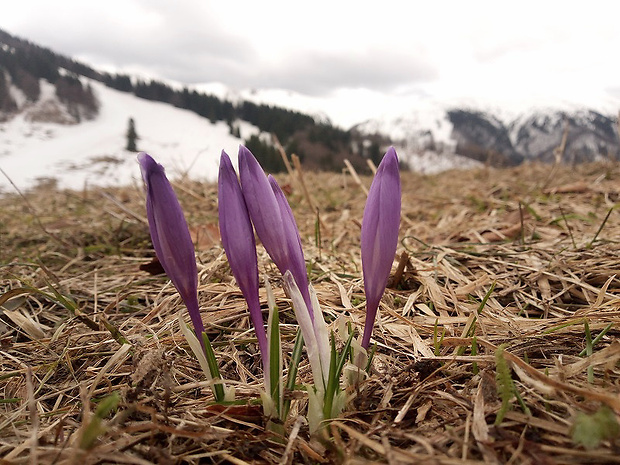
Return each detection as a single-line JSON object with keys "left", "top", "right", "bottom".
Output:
{"left": 361, "top": 147, "right": 401, "bottom": 348}
{"left": 238, "top": 146, "right": 288, "bottom": 268}
{"left": 138, "top": 152, "right": 204, "bottom": 338}
{"left": 238, "top": 145, "right": 314, "bottom": 320}
{"left": 269, "top": 175, "right": 313, "bottom": 318}
{"left": 218, "top": 151, "right": 268, "bottom": 370}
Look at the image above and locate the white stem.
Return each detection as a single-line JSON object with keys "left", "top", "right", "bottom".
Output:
{"left": 283, "top": 271, "right": 326, "bottom": 392}
{"left": 178, "top": 313, "right": 213, "bottom": 381}
{"left": 309, "top": 284, "right": 331, "bottom": 383}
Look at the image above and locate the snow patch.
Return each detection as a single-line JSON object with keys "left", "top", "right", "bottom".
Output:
{"left": 0, "top": 79, "right": 253, "bottom": 194}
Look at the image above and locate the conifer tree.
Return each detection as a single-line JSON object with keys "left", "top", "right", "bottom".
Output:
{"left": 126, "top": 117, "right": 139, "bottom": 152}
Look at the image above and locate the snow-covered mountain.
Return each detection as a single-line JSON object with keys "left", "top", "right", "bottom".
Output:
{"left": 2, "top": 23, "right": 619, "bottom": 195}
{"left": 0, "top": 78, "right": 259, "bottom": 193}
{"left": 237, "top": 85, "right": 619, "bottom": 169}
{"left": 353, "top": 102, "right": 619, "bottom": 168}
{"left": 510, "top": 110, "right": 619, "bottom": 164}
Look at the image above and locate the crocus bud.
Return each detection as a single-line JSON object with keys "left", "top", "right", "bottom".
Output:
{"left": 218, "top": 151, "right": 268, "bottom": 372}
{"left": 238, "top": 145, "right": 313, "bottom": 319}
{"left": 268, "top": 174, "right": 310, "bottom": 303}
{"left": 361, "top": 147, "right": 401, "bottom": 348}
{"left": 138, "top": 152, "right": 204, "bottom": 339}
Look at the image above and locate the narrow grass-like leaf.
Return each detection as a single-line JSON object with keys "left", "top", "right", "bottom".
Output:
{"left": 588, "top": 206, "right": 615, "bottom": 248}
{"left": 202, "top": 333, "right": 225, "bottom": 402}
{"left": 323, "top": 332, "right": 339, "bottom": 418}
{"left": 475, "top": 282, "right": 495, "bottom": 317}
{"left": 334, "top": 331, "right": 355, "bottom": 386}
{"left": 457, "top": 282, "right": 493, "bottom": 354}
{"left": 315, "top": 209, "right": 322, "bottom": 261}
{"left": 543, "top": 318, "right": 586, "bottom": 334}
{"left": 283, "top": 329, "right": 304, "bottom": 418}
{"left": 471, "top": 336, "right": 479, "bottom": 375}
{"left": 433, "top": 319, "right": 446, "bottom": 356}
{"left": 323, "top": 333, "right": 339, "bottom": 420}
{"left": 579, "top": 322, "right": 613, "bottom": 356}
{"left": 80, "top": 392, "right": 120, "bottom": 449}
{"left": 268, "top": 301, "right": 281, "bottom": 416}
{"left": 322, "top": 330, "right": 355, "bottom": 420}
{"left": 559, "top": 205, "right": 577, "bottom": 249}
{"left": 514, "top": 386, "right": 531, "bottom": 416}
{"left": 584, "top": 320, "right": 594, "bottom": 383}
{"left": 365, "top": 343, "right": 377, "bottom": 373}
{"left": 0, "top": 398, "right": 20, "bottom": 404}
{"left": 495, "top": 344, "right": 513, "bottom": 425}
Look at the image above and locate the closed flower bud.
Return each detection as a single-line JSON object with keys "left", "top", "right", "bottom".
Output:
{"left": 218, "top": 150, "right": 268, "bottom": 372}
{"left": 361, "top": 147, "right": 401, "bottom": 348}
{"left": 138, "top": 152, "right": 204, "bottom": 339}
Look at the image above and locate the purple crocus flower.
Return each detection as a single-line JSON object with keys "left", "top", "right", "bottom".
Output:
{"left": 361, "top": 147, "right": 401, "bottom": 349}
{"left": 138, "top": 152, "right": 204, "bottom": 339}
{"left": 218, "top": 150, "right": 269, "bottom": 373}
{"left": 238, "top": 145, "right": 313, "bottom": 320}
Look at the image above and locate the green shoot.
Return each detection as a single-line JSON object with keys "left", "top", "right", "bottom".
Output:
{"left": 283, "top": 329, "right": 304, "bottom": 419}
{"left": 433, "top": 319, "right": 446, "bottom": 356}
{"left": 80, "top": 392, "right": 120, "bottom": 449}
{"left": 202, "top": 333, "right": 225, "bottom": 402}
{"left": 323, "top": 330, "right": 355, "bottom": 423}
{"left": 323, "top": 334, "right": 339, "bottom": 421}
{"left": 471, "top": 336, "right": 479, "bottom": 375}
{"left": 179, "top": 316, "right": 230, "bottom": 402}
{"left": 365, "top": 342, "right": 377, "bottom": 373}
{"left": 268, "top": 302, "right": 282, "bottom": 417}
{"left": 584, "top": 320, "right": 594, "bottom": 383}
{"left": 494, "top": 344, "right": 529, "bottom": 424}
{"left": 315, "top": 209, "right": 322, "bottom": 261}
{"left": 572, "top": 405, "right": 620, "bottom": 449}
{"left": 559, "top": 205, "right": 577, "bottom": 249}
{"left": 588, "top": 206, "right": 615, "bottom": 248}
{"left": 579, "top": 322, "right": 613, "bottom": 357}
{"left": 457, "top": 283, "right": 496, "bottom": 356}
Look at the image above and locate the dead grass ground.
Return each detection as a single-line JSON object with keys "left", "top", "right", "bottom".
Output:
{"left": 1, "top": 161, "right": 620, "bottom": 464}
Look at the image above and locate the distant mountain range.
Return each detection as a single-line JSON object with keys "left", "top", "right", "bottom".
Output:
{"left": 353, "top": 102, "right": 619, "bottom": 168}
{"left": 1, "top": 27, "right": 619, "bottom": 191}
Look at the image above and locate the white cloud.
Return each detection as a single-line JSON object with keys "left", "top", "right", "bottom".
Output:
{"left": 2, "top": 0, "right": 620, "bottom": 116}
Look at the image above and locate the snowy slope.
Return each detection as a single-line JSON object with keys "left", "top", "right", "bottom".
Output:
{"left": 354, "top": 97, "right": 619, "bottom": 167}
{"left": 0, "top": 80, "right": 255, "bottom": 193}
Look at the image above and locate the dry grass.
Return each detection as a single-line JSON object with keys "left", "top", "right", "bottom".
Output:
{"left": 1, "top": 161, "right": 620, "bottom": 464}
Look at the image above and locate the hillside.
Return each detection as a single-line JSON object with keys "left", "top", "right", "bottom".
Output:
{"left": 2, "top": 162, "right": 620, "bottom": 463}
{"left": 0, "top": 27, "right": 371, "bottom": 187}
{"left": 3, "top": 26, "right": 619, "bottom": 189}
{"left": 0, "top": 78, "right": 249, "bottom": 192}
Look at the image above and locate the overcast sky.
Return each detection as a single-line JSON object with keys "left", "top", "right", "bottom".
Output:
{"left": 3, "top": 1, "right": 620, "bottom": 126}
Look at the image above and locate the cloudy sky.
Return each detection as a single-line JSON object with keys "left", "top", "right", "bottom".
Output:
{"left": 3, "top": 1, "right": 620, "bottom": 126}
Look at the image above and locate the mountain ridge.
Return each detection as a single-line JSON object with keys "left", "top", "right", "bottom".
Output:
{"left": 1, "top": 26, "right": 619, "bottom": 190}
{"left": 0, "top": 27, "right": 370, "bottom": 180}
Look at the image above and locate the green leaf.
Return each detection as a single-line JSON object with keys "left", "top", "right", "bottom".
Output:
{"left": 334, "top": 330, "right": 355, "bottom": 388}
{"left": 323, "top": 333, "right": 339, "bottom": 420}
{"left": 268, "top": 302, "right": 281, "bottom": 416}
{"left": 365, "top": 342, "right": 377, "bottom": 373}
{"left": 572, "top": 406, "right": 620, "bottom": 449}
{"left": 79, "top": 392, "right": 120, "bottom": 449}
{"left": 94, "top": 392, "right": 120, "bottom": 417}
{"left": 495, "top": 344, "right": 513, "bottom": 425}
{"left": 202, "top": 332, "right": 225, "bottom": 402}
{"left": 323, "top": 330, "right": 355, "bottom": 420}
{"left": 283, "top": 329, "right": 304, "bottom": 418}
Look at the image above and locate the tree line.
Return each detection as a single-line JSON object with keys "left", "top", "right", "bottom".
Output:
{"left": 0, "top": 28, "right": 370, "bottom": 173}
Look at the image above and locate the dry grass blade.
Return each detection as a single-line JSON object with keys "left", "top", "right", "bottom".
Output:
{"left": 2, "top": 161, "right": 620, "bottom": 463}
